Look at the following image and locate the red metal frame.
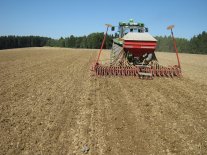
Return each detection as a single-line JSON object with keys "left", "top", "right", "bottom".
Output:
{"left": 170, "top": 29, "right": 181, "bottom": 68}
{"left": 96, "top": 26, "right": 109, "bottom": 64}
{"left": 124, "top": 40, "right": 157, "bottom": 57}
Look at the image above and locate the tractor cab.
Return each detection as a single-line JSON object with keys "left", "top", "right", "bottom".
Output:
{"left": 112, "top": 19, "right": 148, "bottom": 38}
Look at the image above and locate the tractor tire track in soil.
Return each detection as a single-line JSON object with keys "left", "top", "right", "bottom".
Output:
{"left": 0, "top": 47, "right": 207, "bottom": 154}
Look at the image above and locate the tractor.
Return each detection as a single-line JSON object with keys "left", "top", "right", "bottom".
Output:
{"left": 91, "top": 19, "right": 181, "bottom": 79}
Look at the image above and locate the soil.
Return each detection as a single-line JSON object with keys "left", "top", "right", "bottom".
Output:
{"left": 0, "top": 47, "right": 207, "bottom": 154}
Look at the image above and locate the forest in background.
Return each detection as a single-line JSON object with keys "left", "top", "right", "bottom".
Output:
{"left": 0, "top": 31, "right": 206, "bottom": 54}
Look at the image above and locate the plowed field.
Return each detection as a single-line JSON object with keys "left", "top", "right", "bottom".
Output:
{"left": 0, "top": 47, "right": 207, "bottom": 154}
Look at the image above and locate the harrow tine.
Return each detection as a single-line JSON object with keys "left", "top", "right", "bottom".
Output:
{"left": 104, "top": 67, "right": 106, "bottom": 76}
{"left": 91, "top": 62, "right": 181, "bottom": 79}
{"left": 112, "top": 67, "right": 115, "bottom": 76}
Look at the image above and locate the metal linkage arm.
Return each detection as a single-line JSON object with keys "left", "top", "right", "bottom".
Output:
{"left": 167, "top": 25, "right": 181, "bottom": 68}
{"left": 96, "top": 24, "right": 112, "bottom": 64}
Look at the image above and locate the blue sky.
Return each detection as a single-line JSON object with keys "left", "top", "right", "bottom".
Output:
{"left": 0, "top": 0, "right": 207, "bottom": 39}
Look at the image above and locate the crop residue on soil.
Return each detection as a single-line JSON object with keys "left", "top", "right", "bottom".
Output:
{"left": 0, "top": 47, "right": 207, "bottom": 154}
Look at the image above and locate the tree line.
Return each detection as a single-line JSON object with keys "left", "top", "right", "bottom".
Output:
{"left": 0, "top": 36, "right": 50, "bottom": 50}
{"left": 0, "top": 31, "right": 206, "bottom": 54}
{"left": 155, "top": 31, "right": 207, "bottom": 54}
{"left": 46, "top": 33, "right": 113, "bottom": 49}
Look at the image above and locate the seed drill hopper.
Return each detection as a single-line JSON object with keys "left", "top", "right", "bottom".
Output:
{"left": 91, "top": 19, "right": 181, "bottom": 79}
